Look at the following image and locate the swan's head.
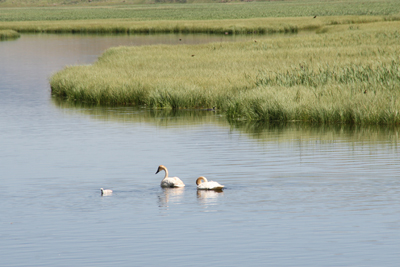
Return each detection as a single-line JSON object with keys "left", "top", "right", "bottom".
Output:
{"left": 156, "top": 165, "right": 166, "bottom": 174}
{"left": 196, "top": 176, "right": 208, "bottom": 185}
{"left": 100, "top": 188, "right": 104, "bottom": 191}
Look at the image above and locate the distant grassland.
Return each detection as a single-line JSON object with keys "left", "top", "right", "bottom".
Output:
{"left": 1, "top": 0, "right": 399, "bottom": 34}
{"left": 1, "top": 1, "right": 399, "bottom": 22}
{"left": 50, "top": 21, "right": 400, "bottom": 124}
{"left": 0, "top": 29, "right": 20, "bottom": 40}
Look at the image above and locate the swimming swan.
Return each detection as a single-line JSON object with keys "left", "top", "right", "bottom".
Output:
{"left": 196, "top": 176, "right": 224, "bottom": 190}
{"left": 155, "top": 165, "right": 185, "bottom": 188}
{"left": 100, "top": 188, "right": 113, "bottom": 196}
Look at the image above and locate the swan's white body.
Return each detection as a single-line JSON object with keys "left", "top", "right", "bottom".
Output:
{"left": 100, "top": 188, "right": 113, "bottom": 196}
{"left": 156, "top": 165, "right": 185, "bottom": 188}
{"left": 196, "top": 176, "right": 224, "bottom": 190}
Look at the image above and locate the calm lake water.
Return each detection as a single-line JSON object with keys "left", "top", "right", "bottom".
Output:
{"left": 1, "top": 34, "right": 399, "bottom": 267}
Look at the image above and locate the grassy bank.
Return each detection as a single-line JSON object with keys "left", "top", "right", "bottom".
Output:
{"left": 0, "top": 29, "right": 20, "bottom": 40}
{"left": 2, "top": 16, "right": 388, "bottom": 35}
{"left": 50, "top": 20, "right": 400, "bottom": 125}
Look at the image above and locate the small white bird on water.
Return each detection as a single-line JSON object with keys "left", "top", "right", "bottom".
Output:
{"left": 100, "top": 188, "right": 113, "bottom": 196}
{"left": 155, "top": 165, "right": 185, "bottom": 188}
{"left": 196, "top": 176, "right": 224, "bottom": 190}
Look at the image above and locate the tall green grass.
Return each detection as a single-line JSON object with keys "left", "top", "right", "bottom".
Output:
{"left": 226, "top": 62, "right": 400, "bottom": 124}
{"left": 50, "top": 21, "right": 400, "bottom": 124}
{"left": 256, "top": 61, "right": 400, "bottom": 88}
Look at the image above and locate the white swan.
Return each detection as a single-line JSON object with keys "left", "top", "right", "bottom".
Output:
{"left": 155, "top": 165, "right": 185, "bottom": 188}
{"left": 196, "top": 176, "right": 224, "bottom": 190}
{"left": 100, "top": 188, "right": 113, "bottom": 196}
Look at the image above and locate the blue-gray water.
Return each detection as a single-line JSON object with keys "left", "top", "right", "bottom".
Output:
{"left": 1, "top": 34, "right": 399, "bottom": 267}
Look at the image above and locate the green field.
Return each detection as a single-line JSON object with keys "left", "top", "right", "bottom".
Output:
{"left": 2, "top": 1, "right": 399, "bottom": 21}
{"left": 1, "top": 1, "right": 400, "bottom": 21}
{"left": 6, "top": 2, "right": 316, "bottom": 21}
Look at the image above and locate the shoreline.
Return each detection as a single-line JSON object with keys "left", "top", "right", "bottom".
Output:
{"left": 1, "top": 15, "right": 399, "bottom": 35}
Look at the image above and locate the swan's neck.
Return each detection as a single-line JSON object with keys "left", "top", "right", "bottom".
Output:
{"left": 196, "top": 177, "right": 208, "bottom": 185}
{"left": 163, "top": 168, "right": 168, "bottom": 179}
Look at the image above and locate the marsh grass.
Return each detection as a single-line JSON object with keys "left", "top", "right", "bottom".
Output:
{"left": 50, "top": 21, "right": 400, "bottom": 124}
{"left": 0, "top": 29, "right": 20, "bottom": 40}
{"left": 256, "top": 61, "right": 400, "bottom": 88}
{"left": 0, "top": 17, "right": 312, "bottom": 34}
{"left": 1, "top": 15, "right": 400, "bottom": 35}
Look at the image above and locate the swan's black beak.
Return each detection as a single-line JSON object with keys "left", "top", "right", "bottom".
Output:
{"left": 155, "top": 169, "right": 160, "bottom": 174}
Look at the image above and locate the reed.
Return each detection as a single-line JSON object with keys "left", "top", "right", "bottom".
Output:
{"left": 50, "top": 20, "right": 400, "bottom": 124}
{"left": 2, "top": 16, "right": 395, "bottom": 35}
{"left": 0, "top": 29, "right": 20, "bottom": 40}
{"left": 0, "top": 18, "right": 307, "bottom": 34}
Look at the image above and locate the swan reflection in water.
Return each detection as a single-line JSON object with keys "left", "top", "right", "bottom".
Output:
{"left": 158, "top": 187, "right": 185, "bottom": 207}
{"left": 197, "top": 189, "right": 224, "bottom": 205}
